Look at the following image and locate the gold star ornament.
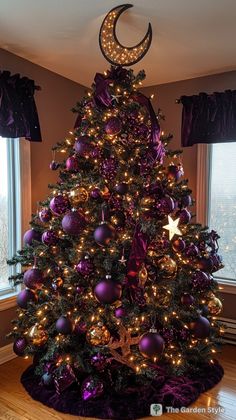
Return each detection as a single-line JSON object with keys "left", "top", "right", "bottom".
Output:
{"left": 163, "top": 215, "right": 182, "bottom": 240}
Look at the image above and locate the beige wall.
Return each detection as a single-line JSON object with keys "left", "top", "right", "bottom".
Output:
{"left": 0, "top": 48, "right": 86, "bottom": 347}
{"left": 142, "top": 70, "right": 236, "bottom": 320}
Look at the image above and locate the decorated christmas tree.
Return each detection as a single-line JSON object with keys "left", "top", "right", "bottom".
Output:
{"left": 8, "top": 5, "right": 224, "bottom": 419}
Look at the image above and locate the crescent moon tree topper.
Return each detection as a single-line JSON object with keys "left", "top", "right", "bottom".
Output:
{"left": 99, "top": 4, "right": 152, "bottom": 66}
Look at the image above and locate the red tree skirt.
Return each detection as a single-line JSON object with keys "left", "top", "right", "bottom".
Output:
{"left": 21, "top": 361, "right": 224, "bottom": 419}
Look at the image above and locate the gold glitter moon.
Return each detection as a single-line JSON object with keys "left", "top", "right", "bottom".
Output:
{"left": 99, "top": 4, "right": 152, "bottom": 66}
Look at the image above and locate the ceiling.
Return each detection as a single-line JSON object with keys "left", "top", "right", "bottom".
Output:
{"left": 1, "top": 0, "right": 236, "bottom": 87}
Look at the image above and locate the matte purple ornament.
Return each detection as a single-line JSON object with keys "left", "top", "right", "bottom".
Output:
{"left": 81, "top": 375, "right": 104, "bottom": 401}
{"left": 23, "top": 268, "right": 43, "bottom": 289}
{"left": 115, "top": 182, "right": 128, "bottom": 195}
{"left": 91, "top": 354, "right": 107, "bottom": 371}
{"left": 76, "top": 257, "right": 94, "bottom": 276}
{"left": 66, "top": 156, "right": 78, "bottom": 171}
{"left": 74, "top": 135, "right": 91, "bottom": 156}
{"left": 56, "top": 316, "right": 73, "bottom": 335}
{"left": 13, "top": 337, "right": 28, "bottom": 356}
{"left": 94, "top": 277, "right": 122, "bottom": 304}
{"left": 50, "top": 195, "right": 70, "bottom": 216}
{"left": 177, "top": 209, "right": 191, "bottom": 224}
{"left": 157, "top": 196, "right": 175, "bottom": 215}
{"left": 17, "top": 289, "right": 36, "bottom": 309}
{"left": 185, "top": 244, "right": 199, "bottom": 257}
{"left": 94, "top": 223, "right": 114, "bottom": 246}
{"left": 62, "top": 211, "right": 86, "bottom": 235}
{"left": 90, "top": 188, "right": 101, "bottom": 199}
{"left": 139, "top": 331, "right": 165, "bottom": 359}
{"left": 114, "top": 306, "right": 126, "bottom": 318}
{"left": 50, "top": 160, "right": 59, "bottom": 170}
{"left": 23, "top": 229, "right": 41, "bottom": 246}
{"left": 172, "top": 238, "right": 186, "bottom": 252}
{"left": 181, "top": 293, "right": 195, "bottom": 306}
{"left": 101, "top": 157, "right": 118, "bottom": 180}
{"left": 181, "top": 195, "right": 192, "bottom": 207}
{"left": 42, "top": 230, "right": 58, "bottom": 246}
{"left": 191, "top": 316, "right": 210, "bottom": 339}
{"left": 39, "top": 209, "right": 52, "bottom": 223}
{"left": 104, "top": 116, "right": 122, "bottom": 135}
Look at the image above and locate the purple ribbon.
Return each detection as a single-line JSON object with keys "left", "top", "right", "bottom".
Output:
{"left": 93, "top": 73, "right": 113, "bottom": 108}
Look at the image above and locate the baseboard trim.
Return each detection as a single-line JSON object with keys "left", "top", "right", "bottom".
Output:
{"left": 0, "top": 343, "right": 16, "bottom": 365}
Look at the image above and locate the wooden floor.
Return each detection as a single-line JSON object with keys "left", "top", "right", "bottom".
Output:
{"left": 0, "top": 345, "right": 235, "bottom": 420}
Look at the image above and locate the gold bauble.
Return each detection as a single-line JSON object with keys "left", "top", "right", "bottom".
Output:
{"left": 28, "top": 324, "right": 48, "bottom": 346}
{"left": 140, "top": 196, "right": 155, "bottom": 212}
{"left": 138, "top": 264, "right": 148, "bottom": 287}
{"left": 70, "top": 187, "right": 88, "bottom": 204}
{"left": 208, "top": 296, "right": 223, "bottom": 315}
{"left": 86, "top": 323, "right": 110, "bottom": 346}
{"left": 158, "top": 255, "right": 177, "bottom": 279}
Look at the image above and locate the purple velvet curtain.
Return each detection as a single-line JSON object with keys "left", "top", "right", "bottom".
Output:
{"left": 180, "top": 90, "right": 236, "bottom": 147}
{"left": 0, "top": 71, "right": 42, "bottom": 141}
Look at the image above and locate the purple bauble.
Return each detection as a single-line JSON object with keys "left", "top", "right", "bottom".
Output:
{"left": 192, "top": 270, "right": 212, "bottom": 290}
{"left": 17, "top": 289, "right": 36, "bottom": 309}
{"left": 66, "top": 156, "right": 78, "bottom": 171}
{"left": 23, "top": 267, "right": 43, "bottom": 289}
{"left": 181, "top": 293, "right": 195, "bottom": 305}
{"left": 62, "top": 210, "right": 86, "bottom": 235}
{"left": 115, "top": 182, "right": 128, "bottom": 195}
{"left": 177, "top": 209, "right": 191, "bottom": 224}
{"left": 101, "top": 158, "right": 118, "bottom": 180}
{"left": 75, "top": 285, "right": 84, "bottom": 294}
{"left": 76, "top": 257, "right": 94, "bottom": 276}
{"left": 200, "top": 304, "right": 210, "bottom": 317}
{"left": 191, "top": 316, "right": 210, "bottom": 339}
{"left": 181, "top": 195, "right": 192, "bottom": 207}
{"left": 56, "top": 316, "right": 73, "bottom": 335}
{"left": 139, "top": 331, "right": 165, "bottom": 359}
{"left": 23, "top": 229, "right": 41, "bottom": 246}
{"left": 197, "top": 257, "right": 213, "bottom": 272}
{"left": 50, "top": 160, "right": 59, "bottom": 170}
{"left": 157, "top": 196, "right": 175, "bottom": 215}
{"left": 42, "top": 230, "right": 58, "bottom": 246}
{"left": 74, "top": 135, "right": 91, "bottom": 156}
{"left": 39, "top": 208, "right": 52, "bottom": 223}
{"left": 105, "top": 116, "right": 122, "bottom": 135}
{"left": 94, "top": 276, "right": 122, "bottom": 304}
{"left": 167, "top": 164, "right": 184, "bottom": 181}
{"left": 90, "top": 188, "right": 101, "bottom": 199}
{"left": 13, "top": 337, "right": 28, "bottom": 356}
{"left": 94, "top": 223, "right": 114, "bottom": 246}
{"left": 91, "top": 354, "right": 107, "bottom": 371}
{"left": 172, "top": 238, "right": 186, "bottom": 252}
{"left": 114, "top": 306, "right": 126, "bottom": 318}
{"left": 185, "top": 244, "right": 199, "bottom": 257}
{"left": 81, "top": 375, "right": 104, "bottom": 401}
{"left": 50, "top": 195, "right": 70, "bottom": 216}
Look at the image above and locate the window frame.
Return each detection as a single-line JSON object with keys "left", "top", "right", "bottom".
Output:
{"left": 0, "top": 138, "right": 31, "bottom": 310}
{"left": 197, "top": 143, "right": 236, "bottom": 295}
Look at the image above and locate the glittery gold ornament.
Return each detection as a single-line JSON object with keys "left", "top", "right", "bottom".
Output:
{"left": 158, "top": 255, "right": 177, "bottom": 279}
{"left": 70, "top": 187, "right": 88, "bottom": 204}
{"left": 86, "top": 323, "right": 110, "bottom": 346}
{"left": 208, "top": 295, "right": 222, "bottom": 315}
{"left": 138, "top": 264, "right": 148, "bottom": 287}
{"left": 140, "top": 196, "right": 155, "bottom": 212}
{"left": 28, "top": 323, "right": 48, "bottom": 346}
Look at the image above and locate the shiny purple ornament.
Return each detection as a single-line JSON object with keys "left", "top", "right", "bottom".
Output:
{"left": 101, "top": 157, "right": 118, "bottom": 180}
{"left": 197, "top": 257, "right": 213, "bottom": 272}
{"left": 39, "top": 208, "right": 52, "bottom": 223}
{"left": 105, "top": 116, "right": 122, "bottom": 135}
{"left": 75, "top": 285, "right": 84, "bottom": 294}
{"left": 91, "top": 354, "right": 107, "bottom": 371}
{"left": 181, "top": 293, "right": 195, "bottom": 305}
{"left": 42, "top": 230, "right": 58, "bottom": 246}
{"left": 74, "top": 135, "right": 91, "bottom": 156}
{"left": 76, "top": 257, "right": 94, "bottom": 276}
{"left": 62, "top": 210, "right": 86, "bottom": 235}
{"left": 177, "top": 209, "right": 191, "bottom": 224}
{"left": 17, "top": 288, "right": 36, "bottom": 308}
{"left": 192, "top": 270, "right": 212, "bottom": 290}
{"left": 185, "top": 243, "right": 199, "bottom": 257}
{"left": 50, "top": 160, "right": 59, "bottom": 170}
{"left": 172, "top": 238, "right": 186, "bottom": 252}
{"left": 157, "top": 196, "right": 175, "bottom": 215}
{"left": 115, "top": 182, "right": 128, "bottom": 195}
{"left": 90, "top": 188, "right": 101, "bottom": 199}
{"left": 23, "top": 267, "right": 43, "bottom": 289}
{"left": 191, "top": 316, "right": 210, "bottom": 339}
{"left": 56, "top": 316, "right": 73, "bottom": 335}
{"left": 94, "top": 276, "right": 122, "bottom": 304}
{"left": 181, "top": 195, "right": 192, "bottom": 207}
{"left": 50, "top": 195, "right": 70, "bottom": 216}
{"left": 13, "top": 337, "right": 28, "bottom": 356}
{"left": 81, "top": 375, "right": 104, "bottom": 401}
{"left": 94, "top": 223, "right": 114, "bottom": 246}
{"left": 114, "top": 306, "right": 126, "bottom": 318}
{"left": 66, "top": 156, "right": 78, "bottom": 171}
{"left": 139, "top": 331, "right": 165, "bottom": 359}
{"left": 23, "top": 229, "right": 41, "bottom": 246}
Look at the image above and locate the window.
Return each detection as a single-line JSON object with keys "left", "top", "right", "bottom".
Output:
{"left": 0, "top": 138, "right": 21, "bottom": 297}
{"left": 208, "top": 143, "right": 236, "bottom": 282}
